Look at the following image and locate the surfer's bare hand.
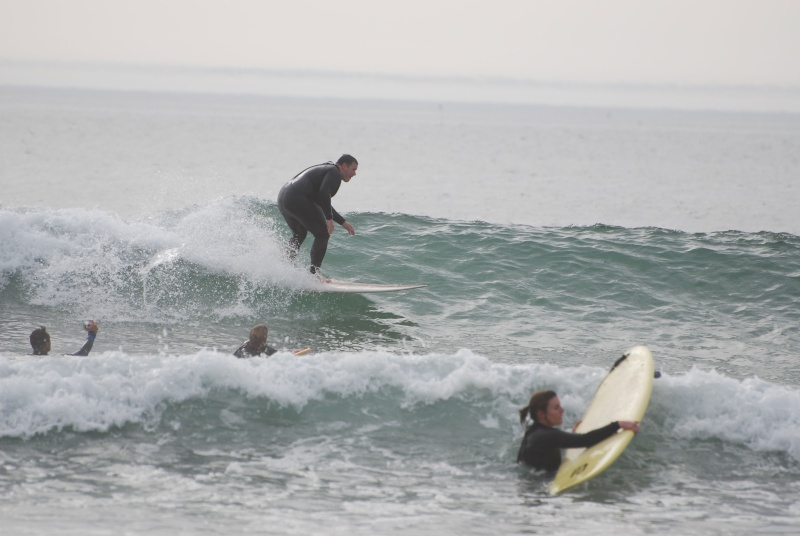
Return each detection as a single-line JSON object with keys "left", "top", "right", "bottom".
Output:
{"left": 342, "top": 221, "right": 355, "bottom": 236}
{"left": 618, "top": 420, "right": 639, "bottom": 433}
{"left": 327, "top": 219, "right": 334, "bottom": 235}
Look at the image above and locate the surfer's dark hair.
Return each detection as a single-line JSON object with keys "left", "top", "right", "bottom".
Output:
{"left": 336, "top": 154, "right": 358, "bottom": 166}
{"left": 519, "top": 389, "right": 557, "bottom": 426}
{"left": 29, "top": 326, "right": 50, "bottom": 355}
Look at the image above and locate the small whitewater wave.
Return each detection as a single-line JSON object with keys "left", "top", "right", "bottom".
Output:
{"left": 0, "top": 199, "right": 314, "bottom": 321}
{"left": 2, "top": 201, "right": 799, "bottom": 385}
{"left": 650, "top": 368, "right": 800, "bottom": 462}
{"left": 2, "top": 349, "right": 799, "bottom": 463}
{"left": 3, "top": 202, "right": 799, "bottom": 319}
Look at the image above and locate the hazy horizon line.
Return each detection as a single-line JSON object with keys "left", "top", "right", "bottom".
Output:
{"left": 3, "top": 58, "right": 800, "bottom": 92}
{"left": 2, "top": 59, "right": 800, "bottom": 114}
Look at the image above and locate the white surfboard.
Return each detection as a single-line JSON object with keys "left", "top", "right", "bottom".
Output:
{"left": 315, "top": 279, "right": 426, "bottom": 294}
{"left": 548, "top": 345, "right": 655, "bottom": 495}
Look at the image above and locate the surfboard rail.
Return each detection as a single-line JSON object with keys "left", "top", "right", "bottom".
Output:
{"left": 314, "top": 279, "right": 426, "bottom": 294}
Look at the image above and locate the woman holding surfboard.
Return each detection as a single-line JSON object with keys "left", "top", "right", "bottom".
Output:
{"left": 516, "top": 389, "right": 639, "bottom": 472}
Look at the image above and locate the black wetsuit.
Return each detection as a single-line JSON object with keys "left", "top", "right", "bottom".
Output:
{"left": 70, "top": 332, "right": 96, "bottom": 356}
{"left": 277, "top": 162, "right": 346, "bottom": 271}
{"left": 517, "top": 421, "right": 621, "bottom": 472}
{"left": 233, "top": 341, "right": 277, "bottom": 358}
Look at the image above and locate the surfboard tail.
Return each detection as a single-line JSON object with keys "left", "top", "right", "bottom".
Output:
{"left": 549, "top": 432, "right": 636, "bottom": 495}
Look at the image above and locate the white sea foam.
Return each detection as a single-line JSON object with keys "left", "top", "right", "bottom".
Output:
{"left": 2, "top": 349, "right": 798, "bottom": 462}
{"left": 0, "top": 201, "right": 317, "bottom": 321}
{"left": 651, "top": 367, "right": 800, "bottom": 461}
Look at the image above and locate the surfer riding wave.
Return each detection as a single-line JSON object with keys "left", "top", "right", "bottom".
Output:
{"left": 277, "top": 154, "right": 358, "bottom": 281}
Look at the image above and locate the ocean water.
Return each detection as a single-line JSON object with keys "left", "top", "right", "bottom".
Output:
{"left": 1, "top": 84, "right": 800, "bottom": 535}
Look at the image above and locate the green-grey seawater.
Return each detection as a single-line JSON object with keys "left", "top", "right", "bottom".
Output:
{"left": 2, "top": 86, "right": 799, "bottom": 535}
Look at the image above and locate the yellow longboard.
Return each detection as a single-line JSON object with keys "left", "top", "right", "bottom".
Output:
{"left": 549, "top": 345, "right": 654, "bottom": 495}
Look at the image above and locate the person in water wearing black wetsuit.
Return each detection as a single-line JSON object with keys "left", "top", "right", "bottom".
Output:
{"left": 277, "top": 154, "right": 358, "bottom": 281}
{"left": 233, "top": 324, "right": 277, "bottom": 358}
{"left": 29, "top": 320, "right": 100, "bottom": 356}
{"left": 516, "top": 389, "right": 640, "bottom": 472}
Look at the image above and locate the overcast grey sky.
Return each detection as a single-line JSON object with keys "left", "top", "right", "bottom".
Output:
{"left": 1, "top": 0, "right": 799, "bottom": 87}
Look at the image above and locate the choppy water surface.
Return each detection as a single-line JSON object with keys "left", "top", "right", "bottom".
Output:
{"left": 1, "top": 87, "right": 799, "bottom": 535}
